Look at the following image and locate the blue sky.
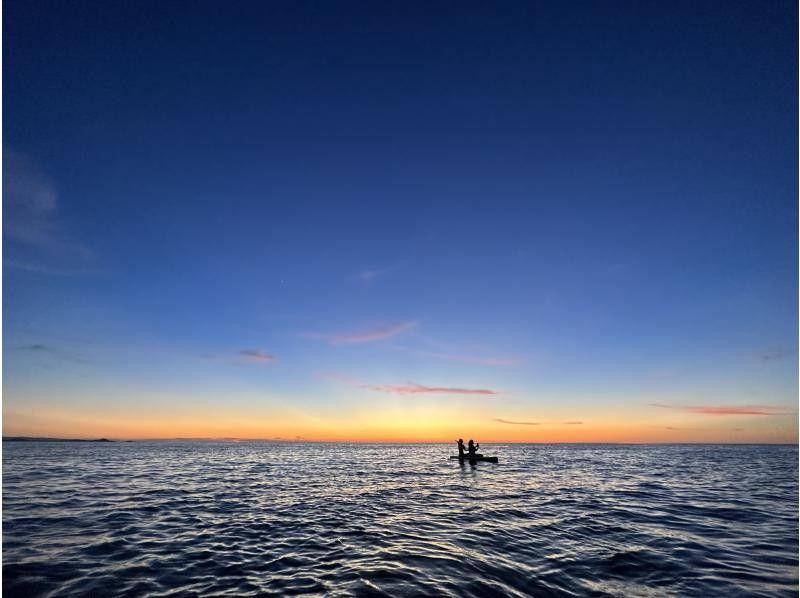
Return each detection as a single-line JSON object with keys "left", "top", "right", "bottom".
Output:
{"left": 4, "top": 1, "right": 797, "bottom": 440}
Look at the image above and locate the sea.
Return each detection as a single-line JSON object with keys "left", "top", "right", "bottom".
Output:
{"left": 3, "top": 442, "right": 798, "bottom": 597}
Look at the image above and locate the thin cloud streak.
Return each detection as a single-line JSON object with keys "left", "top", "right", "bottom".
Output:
{"left": 200, "top": 349, "right": 277, "bottom": 365}
{"left": 392, "top": 345, "right": 521, "bottom": 367}
{"left": 323, "top": 373, "right": 498, "bottom": 397}
{"left": 663, "top": 426, "right": 705, "bottom": 431}
{"left": 5, "top": 150, "right": 93, "bottom": 271}
{"left": 388, "top": 333, "right": 525, "bottom": 367}
{"left": 19, "top": 344, "right": 51, "bottom": 352}
{"left": 349, "top": 261, "right": 407, "bottom": 283}
{"left": 495, "top": 418, "right": 539, "bottom": 425}
{"left": 311, "top": 321, "right": 417, "bottom": 345}
{"left": 238, "top": 350, "right": 275, "bottom": 363}
{"left": 365, "top": 383, "right": 496, "bottom": 396}
{"left": 315, "top": 371, "right": 362, "bottom": 385}
{"left": 758, "top": 348, "right": 793, "bottom": 361}
{"left": 14, "top": 343, "right": 90, "bottom": 364}
{"left": 650, "top": 403, "right": 790, "bottom": 416}
{"left": 5, "top": 151, "right": 58, "bottom": 248}
{"left": 5, "top": 259, "right": 97, "bottom": 275}
{"left": 350, "top": 266, "right": 395, "bottom": 283}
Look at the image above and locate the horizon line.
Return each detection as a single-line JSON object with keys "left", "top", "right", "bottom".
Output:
{"left": 3, "top": 436, "right": 796, "bottom": 446}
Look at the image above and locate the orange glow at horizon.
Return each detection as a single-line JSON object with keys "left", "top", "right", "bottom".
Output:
{"left": 4, "top": 406, "right": 797, "bottom": 444}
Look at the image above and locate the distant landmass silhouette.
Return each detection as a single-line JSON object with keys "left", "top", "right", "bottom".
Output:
{"left": 3, "top": 437, "right": 114, "bottom": 442}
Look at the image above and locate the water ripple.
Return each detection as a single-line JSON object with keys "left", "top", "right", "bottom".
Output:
{"left": 3, "top": 442, "right": 797, "bottom": 596}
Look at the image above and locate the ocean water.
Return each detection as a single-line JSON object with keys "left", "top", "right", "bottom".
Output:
{"left": 3, "top": 442, "right": 797, "bottom": 597}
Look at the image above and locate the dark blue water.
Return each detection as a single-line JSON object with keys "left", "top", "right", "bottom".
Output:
{"left": 3, "top": 442, "right": 797, "bottom": 596}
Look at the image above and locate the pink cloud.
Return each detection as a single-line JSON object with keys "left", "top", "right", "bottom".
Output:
{"left": 364, "top": 383, "right": 496, "bottom": 396}
{"left": 650, "top": 403, "right": 789, "bottom": 416}
{"left": 238, "top": 350, "right": 275, "bottom": 363}
{"left": 315, "top": 321, "right": 416, "bottom": 345}
{"left": 495, "top": 418, "right": 539, "bottom": 425}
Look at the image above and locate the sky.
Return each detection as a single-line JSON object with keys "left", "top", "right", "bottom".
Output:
{"left": 3, "top": 0, "right": 798, "bottom": 442}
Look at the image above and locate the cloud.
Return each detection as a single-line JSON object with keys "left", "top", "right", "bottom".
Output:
{"left": 495, "top": 418, "right": 539, "bottom": 425}
{"left": 350, "top": 261, "right": 407, "bottom": 283}
{"left": 315, "top": 371, "right": 362, "bottom": 385}
{"left": 388, "top": 335, "right": 524, "bottom": 367}
{"left": 4, "top": 152, "right": 58, "bottom": 248}
{"left": 351, "top": 266, "right": 395, "bottom": 283}
{"left": 324, "top": 373, "right": 498, "bottom": 397}
{"left": 365, "top": 383, "right": 497, "bottom": 396}
{"left": 758, "top": 348, "right": 792, "bottom": 362}
{"left": 5, "top": 259, "right": 95, "bottom": 275}
{"left": 662, "top": 426, "right": 706, "bottom": 431}
{"left": 4, "top": 150, "right": 93, "bottom": 272}
{"left": 20, "top": 344, "right": 52, "bottom": 352}
{"left": 14, "top": 343, "right": 89, "bottom": 364}
{"left": 238, "top": 350, "right": 275, "bottom": 363}
{"left": 650, "top": 403, "right": 790, "bottom": 416}
{"left": 201, "top": 349, "right": 277, "bottom": 365}
{"left": 493, "top": 419, "right": 582, "bottom": 426}
{"left": 311, "top": 321, "right": 416, "bottom": 345}
{"left": 394, "top": 346, "right": 521, "bottom": 367}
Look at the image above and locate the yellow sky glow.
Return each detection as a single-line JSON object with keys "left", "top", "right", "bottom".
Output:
{"left": 4, "top": 403, "right": 797, "bottom": 444}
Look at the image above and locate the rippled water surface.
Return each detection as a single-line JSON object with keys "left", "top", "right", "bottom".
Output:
{"left": 3, "top": 442, "right": 798, "bottom": 596}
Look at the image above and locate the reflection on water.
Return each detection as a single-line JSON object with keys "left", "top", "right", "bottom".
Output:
{"left": 3, "top": 442, "right": 798, "bottom": 596}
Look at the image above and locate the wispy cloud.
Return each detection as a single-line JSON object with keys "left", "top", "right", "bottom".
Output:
{"left": 14, "top": 343, "right": 89, "bottom": 364}
{"left": 495, "top": 418, "right": 539, "bottom": 425}
{"left": 19, "top": 344, "right": 51, "bottom": 352}
{"left": 315, "top": 371, "right": 362, "bottom": 385}
{"left": 389, "top": 335, "right": 524, "bottom": 368}
{"left": 5, "top": 150, "right": 93, "bottom": 273}
{"left": 650, "top": 403, "right": 790, "bottom": 416}
{"left": 310, "top": 321, "right": 417, "bottom": 345}
{"left": 365, "top": 383, "right": 497, "bottom": 396}
{"left": 321, "top": 373, "right": 497, "bottom": 397}
{"left": 201, "top": 349, "right": 277, "bottom": 365}
{"left": 662, "top": 426, "right": 705, "bottom": 431}
{"left": 5, "top": 259, "right": 95, "bottom": 275}
{"left": 350, "top": 265, "right": 397, "bottom": 283}
{"left": 758, "top": 348, "right": 793, "bottom": 362}
{"left": 494, "top": 418, "right": 582, "bottom": 426}
{"left": 238, "top": 350, "right": 275, "bottom": 363}
{"left": 5, "top": 152, "right": 58, "bottom": 248}
{"left": 393, "top": 346, "right": 521, "bottom": 367}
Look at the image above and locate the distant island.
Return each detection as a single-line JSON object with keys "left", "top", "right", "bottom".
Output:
{"left": 3, "top": 437, "right": 115, "bottom": 442}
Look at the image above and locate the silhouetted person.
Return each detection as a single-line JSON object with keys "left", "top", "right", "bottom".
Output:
{"left": 456, "top": 438, "right": 466, "bottom": 457}
{"left": 467, "top": 439, "right": 480, "bottom": 457}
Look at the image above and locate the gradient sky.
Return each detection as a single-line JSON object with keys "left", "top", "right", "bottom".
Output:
{"left": 4, "top": 1, "right": 798, "bottom": 442}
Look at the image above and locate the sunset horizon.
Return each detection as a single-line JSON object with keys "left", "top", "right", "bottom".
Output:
{"left": 3, "top": 1, "right": 797, "bottom": 595}
{"left": 5, "top": 312, "right": 797, "bottom": 444}
{"left": 5, "top": 408, "right": 796, "bottom": 444}
{"left": 5, "top": 2, "right": 797, "bottom": 449}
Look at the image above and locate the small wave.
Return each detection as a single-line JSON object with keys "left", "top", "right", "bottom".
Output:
{"left": 3, "top": 443, "right": 797, "bottom": 596}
